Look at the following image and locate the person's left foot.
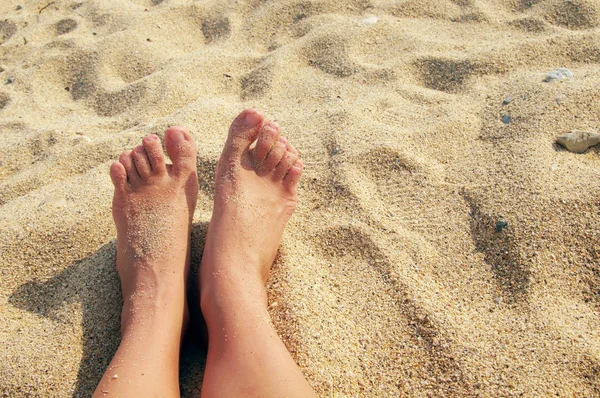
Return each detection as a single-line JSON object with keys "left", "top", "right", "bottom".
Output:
{"left": 109, "top": 127, "right": 198, "bottom": 340}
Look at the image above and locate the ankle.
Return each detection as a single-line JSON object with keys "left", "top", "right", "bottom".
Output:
{"left": 120, "top": 286, "right": 185, "bottom": 336}
{"left": 200, "top": 269, "right": 268, "bottom": 324}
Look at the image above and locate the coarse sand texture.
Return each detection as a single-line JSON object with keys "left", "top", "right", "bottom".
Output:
{"left": 1, "top": 0, "right": 600, "bottom": 396}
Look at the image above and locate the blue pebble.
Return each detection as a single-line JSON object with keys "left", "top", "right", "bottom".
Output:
{"left": 496, "top": 220, "right": 508, "bottom": 233}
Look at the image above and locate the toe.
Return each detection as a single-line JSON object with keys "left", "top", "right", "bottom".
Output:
{"left": 226, "top": 109, "right": 264, "bottom": 157}
{"left": 259, "top": 141, "right": 287, "bottom": 174}
{"left": 165, "top": 127, "right": 197, "bottom": 177}
{"left": 119, "top": 150, "right": 140, "bottom": 184}
{"left": 132, "top": 145, "right": 152, "bottom": 181}
{"left": 286, "top": 140, "right": 299, "bottom": 156}
{"left": 253, "top": 121, "right": 280, "bottom": 162}
{"left": 282, "top": 159, "right": 304, "bottom": 193}
{"left": 278, "top": 136, "right": 298, "bottom": 154}
{"left": 142, "top": 134, "right": 167, "bottom": 175}
{"left": 110, "top": 162, "right": 128, "bottom": 191}
{"left": 273, "top": 149, "right": 299, "bottom": 181}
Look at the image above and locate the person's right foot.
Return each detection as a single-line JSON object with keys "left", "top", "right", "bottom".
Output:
{"left": 199, "top": 109, "right": 303, "bottom": 311}
{"left": 198, "top": 109, "right": 316, "bottom": 398}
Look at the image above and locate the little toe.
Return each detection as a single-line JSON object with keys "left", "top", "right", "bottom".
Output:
{"left": 110, "top": 162, "right": 128, "bottom": 192}
{"left": 282, "top": 159, "right": 304, "bottom": 193}
{"left": 142, "top": 134, "right": 167, "bottom": 175}
{"left": 119, "top": 150, "right": 140, "bottom": 184}
{"left": 226, "top": 109, "right": 264, "bottom": 158}
{"left": 273, "top": 150, "right": 299, "bottom": 181}
{"left": 253, "top": 121, "right": 280, "bottom": 162}
{"left": 259, "top": 141, "right": 287, "bottom": 174}
{"left": 132, "top": 145, "right": 152, "bottom": 181}
{"left": 165, "top": 127, "right": 197, "bottom": 177}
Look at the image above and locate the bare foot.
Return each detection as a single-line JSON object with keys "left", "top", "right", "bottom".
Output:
{"left": 110, "top": 127, "right": 198, "bottom": 339}
{"left": 200, "top": 109, "right": 303, "bottom": 311}
{"left": 198, "top": 110, "right": 315, "bottom": 398}
{"left": 95, "top": 128, "right": 197, "bottom": 397}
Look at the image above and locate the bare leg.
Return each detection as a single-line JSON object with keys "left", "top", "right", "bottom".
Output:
{"left": 199, "top": 109, "right": 316, "bottom": 397}
{"left": 94, "top": 128, "right": 198, "bottom": 398}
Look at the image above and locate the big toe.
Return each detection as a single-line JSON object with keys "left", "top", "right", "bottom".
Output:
{"left": 225, "top": 109, "right": 264, "bottom": 158}
{"left": 165, "top": 127, "right": 197, "bottom": 177}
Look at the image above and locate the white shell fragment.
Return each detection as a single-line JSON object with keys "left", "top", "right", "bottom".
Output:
{"left": 556, "top": 130, "right": 600, "bottom": 153}
{"left": 544, "top": 68, "right": 574, "bottom": 82}
{"left": 361, "top": 16, "right": 378, "bottom": 25}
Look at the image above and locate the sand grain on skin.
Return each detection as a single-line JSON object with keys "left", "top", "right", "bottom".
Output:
{"left": 122, "top": 200, "right": 179, "bottom": 260}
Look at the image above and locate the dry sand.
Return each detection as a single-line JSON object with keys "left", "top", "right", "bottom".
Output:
{"left": 1, "top": 0, "right": 600, "bottom": 396}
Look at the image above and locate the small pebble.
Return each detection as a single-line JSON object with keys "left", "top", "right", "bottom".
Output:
{"left": 544, "top": 68, "right": 574, "bottom": 83}
{"left": 556, "top": 129, "right": 600, "bottom": 153}
{"left": 269, "top": 301, "right": 279, "bottom": 308}
{"left": 555, "top": 93, "right": 567, "bottom": 105}
{"left": 361, "top": 16, "right": 378, "bottom": 25}
{"left": 6, "top": 76, "right": 14, "bottom": 84}
{"left": 16, "top": 5, "right": 22, "bottom": 10}
{"left": 501, "top": 115, "right": 511, "bottom": 125}
{"left": 92, "top": 32, "right": 97, "bottom": 36}
{"left": 112, "top": 374, "right": 118, "bottom": 380}
{"left": 73, "top": 135, "right": 92, "bottom": 145}
{"left": 332, "top": 147, "right": 340, "bottom": 155}
{"left": 496, "top": 220, "right": 508, "bottom": 233}
{"left": 503, "top": 96, "right": 513, "bottom": 105}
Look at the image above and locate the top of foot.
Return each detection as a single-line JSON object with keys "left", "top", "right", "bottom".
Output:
{"left": 110, "top": 128, "right": 198, "bottom": 291}
{"left": 98, "top": 129, "right": 198, "bottom": 397}
{"left": 201, "top": 109, "right": 304, "bottom": 293}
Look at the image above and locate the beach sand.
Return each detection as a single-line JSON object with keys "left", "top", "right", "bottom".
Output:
{"left": 1, "top": 0, "right": 600, "bottom": 396}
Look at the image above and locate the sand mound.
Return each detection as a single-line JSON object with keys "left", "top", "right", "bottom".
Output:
{"left": 1, "top": 0, "right": 599, "bottom": 396}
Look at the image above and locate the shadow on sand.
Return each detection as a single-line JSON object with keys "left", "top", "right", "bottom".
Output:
{"left": 9, "top": 222, "right": 209, "bottom": 398}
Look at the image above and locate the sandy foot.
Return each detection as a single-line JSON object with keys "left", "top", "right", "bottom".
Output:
{"left": 110, "top": 128, "right": 198, "bottom": 336}
{"left": 200, "top": 108, "right": 303, "bottom": 310}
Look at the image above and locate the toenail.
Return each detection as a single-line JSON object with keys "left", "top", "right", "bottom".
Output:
{"left": 244, "top": 110, "right": 262, "bottom": 126}
{"left": 170, "top": 130, "right": 185, "bottom": 144}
